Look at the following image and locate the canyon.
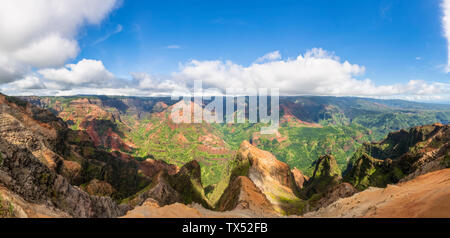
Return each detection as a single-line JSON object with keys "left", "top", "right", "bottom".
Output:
{"left": 0, "top": 93, "right": 449, "bottom": 218}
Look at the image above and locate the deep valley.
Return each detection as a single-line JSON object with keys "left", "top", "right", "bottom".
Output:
{"left": 0, "top": 93, "right": 448, "bottom": 218}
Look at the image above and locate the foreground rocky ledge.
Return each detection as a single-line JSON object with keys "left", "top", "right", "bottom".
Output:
{"left": 304, "top": 168, "right": 450, "bottom": 218}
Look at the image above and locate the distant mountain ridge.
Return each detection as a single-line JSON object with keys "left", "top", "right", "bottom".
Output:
{"left": 20, "top": 95, "right": 450, "bottom": 186}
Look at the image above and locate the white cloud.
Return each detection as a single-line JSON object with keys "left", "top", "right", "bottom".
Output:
{"left": 0, "top": 0, "right": 118, "bottom": 82}
{"left": 0, "top": 55, "right": 27, "bottom": 84}
{"left": 38, "top": 59, "right": 114, "bottom": 87}
{"left": 12, "top": 34, "right": 79, "bottom": 68}
{"left": 131, "top": 72, "right": 188, "bottom": 94}
{"left": 255, "top": 51, "right": 282, "bottom": 63}
{"left": 2, "top": 48, "right": 449, "bottom": 102}
{"left": 173, "top": 48, "right": 449, "bottom": 98}
{"left": 442, "top": 0, "right": 450, "bottom": 72}
{"left": 8, "top": 76, "right": 45, "bottom": 90}
{"left": 131, "top": 72, "right": 158, "bottom": 89}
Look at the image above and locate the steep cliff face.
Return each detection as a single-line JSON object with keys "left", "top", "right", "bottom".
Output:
{"left": 0, "top": 135, "right": 128, "bottom": 217}
{"left": 82, "top": 179, "right": 116, "bottom": 197}
{"left": 0, "top": 185, "right": 70, "bottom": 218}
{"left": 0, "top": 95, "right": 214, "bottom": 216}
{"left": 121, "top": 160, "right": 211, "bottom": 209}
{"left": 121, "top": 124, "right": 449, "bottom": 218}
{"left": 305, "top": 169, "right": 450, "bottom": 218}
{"left": 123, "top": 175, "right": 278, "bottom": 218}
{"left": 0, "top": 94, "right": 154, "bottom": 217}
{"left": 120, "top": 171, "right": 183, "bottom": 208}
{"left": 344, "top": 123, "right": 450, "bottom": 190}
{"left": 291, "top": 168, "right": 309, "bottom": 189}
{"left": 2, "top": 93, "right": 449, "bottom": 218}
{"left": 57, "top": 98, "right": 133, "bottom": 152}
{"left": 217, "top": 141, "right": 304, "bottom": 215}
{"left": 168, "top": 160, "right": 211, "bottom": 209}
{"left": 121, "top": 199, "right": 278, "bottom": 218}
{"left": 300, "top": 155, "right": 357, "bottom": 212}
{"left": 122, "top": 141, "right": 307, "bottom": 216}
{"left": 22, "top": 97, "right": 234, "bottom": 185}
{"left": 302, "top": 155, "right": 342, "bottom": 197}
{"left": 216, "top": 176, "right": 276, "bottom": 216}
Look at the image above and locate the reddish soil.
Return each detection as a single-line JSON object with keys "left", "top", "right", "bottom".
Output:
{"left": 305, "top": 169, "right": 450, "bottom": 218}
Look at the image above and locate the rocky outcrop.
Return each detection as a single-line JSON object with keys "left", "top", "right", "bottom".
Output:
{"left": 0, "top": 94, "right": 153, "bottom": 217}
{"left": 217, "top": 176, "right": 276, "bottom": 216}
{"left": 291, "top": 168, "right": 309, "bottom": 189}
{"left": 123, "top": 169, "right": 450, "bottom": 218}
{"left": 122, "top": 200, "right": 278, "bottom": 218}
{"left": 23, "top": 96, "right": 234, "bottom": 188}
{"left": 344, "top": 123, "right": 450, "bottom": 190}
{"left": 221, "top": 141, "right": 304, "bottom": 215}
{"left": 121, "top": 171, "right": 182, "bottom": 208}
{"left": 0, "top": 94, "right": 152, "bottom": 199}
{"left": 138, "top": 159, "right": 178, "bottom": 178}
{"left": 4, "top": 93, "right": 449, "bottom": 218}
{"left": 343, "top": 153, "right": 392, "bottom": 190}
{"left": 0, "top": 94, "right": 215, "bottom": 217}
{"left": 123, "top": 142, "right": 305, "bottom": 216}
{"left": 235, "top": 141, "right": 299, "bottom": 191}
{"left": 82, "top": 179, "right": 116, "bottom": 197}
{"left": 152, "top": 102, "right": 168, "bottom": 113}
{"left": 0, "top": 137, "right": 128, "bottom": 217}
{"left": 0, "top": 185, "right": 70, "bottom": 218}
{"left": 168, "top": 160, "right": 211, "bottom": 209}
{"left": 123, "top": 160, "right": 212, "bottom": 209}
{"left": 305, "top": 169, "right": 450, "bottom": 218}
{"left": 302, "top": 155, "right": 342, "bottom": 198}
{"left": 300, "top": 155, "right": 357, "bottom": 212}
{"left": 304, "top": 182, "right": 357, "bottom": 213}
{"left": 22, "top": 96, "right": 134, "bottom": 152}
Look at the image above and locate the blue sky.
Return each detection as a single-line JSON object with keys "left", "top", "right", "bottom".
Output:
{"left": 0, "top": 0, "right": 449, "bottom": 101}
{"left": 77, "top": 0, "right": 447, "bottom": 84}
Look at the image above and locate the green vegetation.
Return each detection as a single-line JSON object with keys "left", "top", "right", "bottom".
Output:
{"left": 215, "top": 97, "right": 450, "bottom": 179}
{"left": 207, "top": 150, "right": 252, "bottom": 206}
{"left": 275, "top": 194, "right": 306, "bottom": 216}
{"left": 123, "top": 112, "right": 232, "bottom": 186}
{"left": 165, "top": 161, "right": 211, "bottom": 208}
{"left": 24, "top": 95, "right": 450, "bottom": 190}
{"left": 350, "top": 110, "right": 449, "bottom": 139}
{"left": 258, "top": 124, "right": 373, "bottom": 175}
{"left": 5, "top": 96, "right": 28, "bottom": 108}
{"left": 120, "top": 179, "right": 159, "bottom": 206}
{"left": 443, "top": 153, "right": 450, "bottom": 168}
{"left": 301, "top": 155, "right": 343, "bottom": 198}
{"left": 344, "top": 152, "right": 391, "bottom": 190}
{"left": 344, "top": 123, "right": 447, "bottom": 190}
